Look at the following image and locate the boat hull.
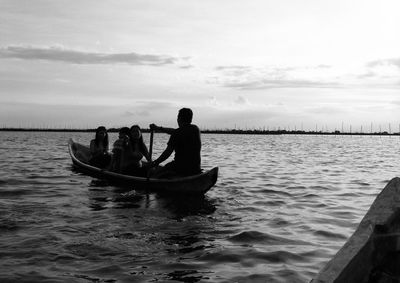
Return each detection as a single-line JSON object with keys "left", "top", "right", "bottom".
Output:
{"left": 68, "top": 139, "right": 218, "bottom": 195}
{"left": 311, "top": 177, "right": 400, "bottom": 283}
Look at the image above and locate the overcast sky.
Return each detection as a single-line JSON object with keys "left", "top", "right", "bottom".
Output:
{"left": 1, "top": 0, "right": 399, "bottom": 131}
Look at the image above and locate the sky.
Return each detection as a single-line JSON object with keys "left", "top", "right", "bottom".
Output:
{"left": 1, "top": 0, "right": 399, "bottom": 131}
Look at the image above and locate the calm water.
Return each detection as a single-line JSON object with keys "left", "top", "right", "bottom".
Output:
{"left": 0, "top": 131, "right": 399, "bottom": 283}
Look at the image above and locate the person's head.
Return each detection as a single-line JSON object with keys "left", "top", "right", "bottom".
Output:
{"left": 177, "top": 108, "right": 193, "bottom": 127}
{"left": 130, "top": 125, "right": 142, "bottom": 140}
{"left": 95, "top": 126, "right": 108, "bottom": 146}
{"left": 118, "top": 127, "right": 130, "bottom": 141}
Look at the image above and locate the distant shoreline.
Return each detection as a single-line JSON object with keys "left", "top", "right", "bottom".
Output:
{"left": 0, "top": 127, "right": 398, "bottom": 136}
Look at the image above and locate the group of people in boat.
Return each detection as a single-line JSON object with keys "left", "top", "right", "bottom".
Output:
{"left": 89, "top": 108, "right": 201, "bottom": 178}
{"left": 90, "top": 125, "right": 150, "bottom": 176}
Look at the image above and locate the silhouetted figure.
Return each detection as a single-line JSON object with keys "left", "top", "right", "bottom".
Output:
{"left": 127, "top": 125, "right": 151, "bottom": 176}
{"left": 129, "top": 125, "right": 151, "bottom": 163}
{"left": 110, "top": 127, "right": 132, "bottom": 174}
{"left": 149, "top": 108, "right": 201, "bottom": 177}
{"left": 89, "top": 126, "right": 111, "bottom": 168}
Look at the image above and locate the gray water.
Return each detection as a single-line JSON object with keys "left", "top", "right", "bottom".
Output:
{"left": 0, "top": 131, "right": 399, "bottom": 282}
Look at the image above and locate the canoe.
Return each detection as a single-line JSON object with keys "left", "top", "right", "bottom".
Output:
{"left": 311, "top": 177, "right": 400, "bottom": 283}
{"left": 68, "top": 138, "right": 218, "bottom": 195}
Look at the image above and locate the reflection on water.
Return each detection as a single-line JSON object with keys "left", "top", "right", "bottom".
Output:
{"left": 0, "top": 131, "right": 399, "bottom": 282}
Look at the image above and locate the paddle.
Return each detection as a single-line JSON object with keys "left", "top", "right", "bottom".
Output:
{"left": 149, "top": 129, "right": 154, "bottom": 162}
{"left": 146, "top": 129, "right": 154, "bottom": 180}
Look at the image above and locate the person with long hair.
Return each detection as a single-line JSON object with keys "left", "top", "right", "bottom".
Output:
{"left": 129, "top": 125, "right": 151, "bottom": 162}
{"left": 122, "top": 125, "right": 151, "bottom": 176}
{"left": 89, "top": 126, "right": 111, "bottom": 168}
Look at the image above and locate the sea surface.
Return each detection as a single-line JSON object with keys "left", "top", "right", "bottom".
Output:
{"left": 0, "top": 131, "right": 399, "bottom": 283}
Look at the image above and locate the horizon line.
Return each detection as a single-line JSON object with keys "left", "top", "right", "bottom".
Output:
{"left": 0, "top": 127, "right": 399, "bottom": 136}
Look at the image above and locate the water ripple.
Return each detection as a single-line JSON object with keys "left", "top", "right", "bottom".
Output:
{"left": 0, "top": 132, "right": 399, "bottom": 282}
{"left": 228, "top": 230, "right": 311, "bottom": 246}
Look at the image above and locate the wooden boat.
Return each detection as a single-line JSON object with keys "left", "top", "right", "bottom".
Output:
{"left": 311, "top": 177, "right": 400, "bottom": 283}
{"left": 68, "top": 139, "right": 218, "bottom": 195}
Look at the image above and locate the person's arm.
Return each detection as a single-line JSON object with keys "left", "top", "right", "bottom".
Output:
{"left": 152, "top": 144, "right": 174, "bottom": 167}
{"left": 141, "top": 143, "right": 151, "bottom": 162}
{"left": 150, "top": 124, "right": 174, "bottom": 135}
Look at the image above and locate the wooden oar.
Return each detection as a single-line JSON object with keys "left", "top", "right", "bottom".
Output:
{"left": 146, "top": 129, "right": 154, "bottom": 181}
{"left": 149, "top": 129, "right": 154, "bottom": 162}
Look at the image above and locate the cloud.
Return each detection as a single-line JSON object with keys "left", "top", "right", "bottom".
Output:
{"left": 215, "top": 64, "right": 332, "bottom": 73}
{"left": 355, "top": 58, "right": 400, "bottom": 84}
{"left": 193, "top": 101, "right": 309, "bottom": 130}
{"left": 179, "top": 65, "right": 194, "bottom": 69}
{"left": 222, "top": 78, "right": 340, "bottom": 90}
{"left": 356, "top": 71, "right": 376, "bottom": 79}
{"left": 0, "top": 45, "right": 183, "bottom": 66}
{"left": 211, "top": 60, "right": 400, "bottom": 90}
{"left": 367, "top": 58, "right": 400, "bottom": 69}
{"left": 135, "top": 100, "right": 176, "bottom": 110}
{"left": 215, "top": 65, "right": 251, "bottom": 71}
{"left": 204, "top": 95, "right": 286, "bottom": 116}
{"left": 234, "top": 96, "right": 249, "bottom": 105}
{"left": 122, "top": 110, "right": 150, "bottom": 117}
{"left": 316, "top": 64, "right": 332, "bottom": 69}
{"left": 211, "top": 64, "right": 340, "bottom": 90}
{"left": 306, "top": 105, "right": 347, "bottom": 115}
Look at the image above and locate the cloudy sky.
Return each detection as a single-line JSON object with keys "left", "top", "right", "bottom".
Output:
{"left": 1, "top": 0, "right": 399, "bottom": 131}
